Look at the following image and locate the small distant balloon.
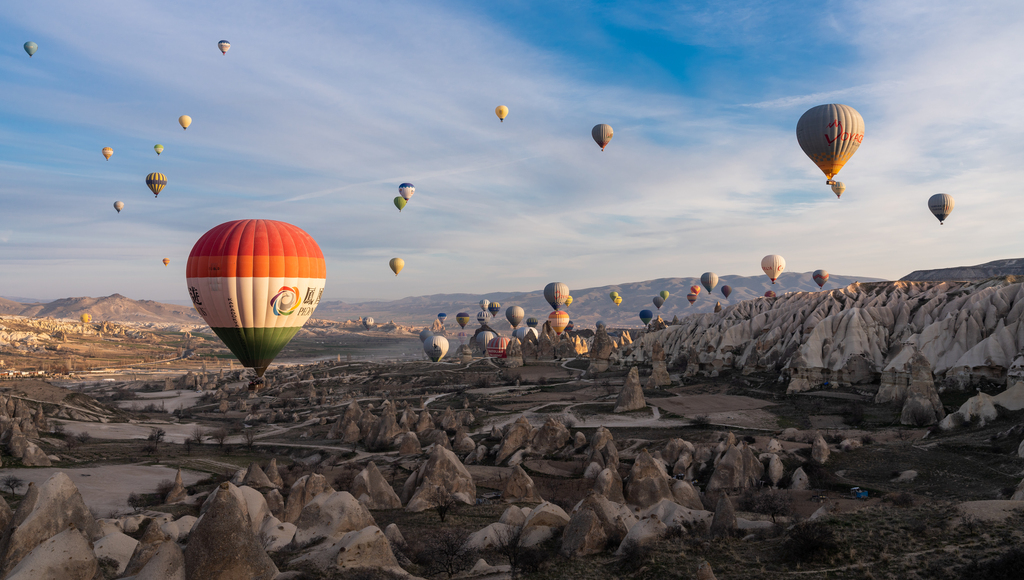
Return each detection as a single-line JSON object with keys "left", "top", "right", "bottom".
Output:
{"left": 146, "top": 173, "right": 167, "bottom": 197}
{"left": 506, "top": 306, "right": 524, "bottom": 328}
{"left": 424, "top": 335, "right": 449, "bottom": 362}
{"left": 653, "top": 296, "right": 665, "bottom": 309}
{"left": 479, "top": 299, "right": 490, "bottom": 312}
{"left": 764, "top": 291, "right": 777, "bottom": 298}
{"left": 363, "top": 317, "right": 375, "bottom": 329}
{"left": 495, "top": 105, "right": 508, "bottom": 122}
{"left": 477, "top": 311, "right": 489, "bottom": 326}
{"left": 639, "top": 309, "right": 653, "bottom": 325}
{"left": 80, "top": 313, "right": 91, "bottom": 323}
{"left": 178, "top": 115, "right": 192, "bottom": 130}
{"left": 686, "top": 293, "right": 697, "bottom": 305}
{"left": 565, "top": 321, "right": 575, "bottom": 332}
{"left": 419, "top": 328, "right": 434, "bottom": 342}
{"left": 613, "top": 296, "right": 623, "bottom": 306}
{"left": 113, "top": 201, "right": 124, "bottom": 213}
{"left": 394, "top": 197, "right": 407, "bottom": 212}
{"left": 659, "top": 290, "right": 669, "bottom": 301}
{"left": 437, "top": 313, "right": 447, "bottom": 323}
{"left": 162, "top": 258, "right": 170, "bottom": 267}
{"left": 476, "top": 330, "right": 497, "bottom": 351}
{"left": 154, "top": 144, "right": 164, "bottom": 155}
{"left": 24, "top": 42, "right": 37, "bottom": 57}
{"left": 565, "top": 295, "right": 573, "bottom": 307}
{"left": 689, "top": 285, "right": 701, "bottom": 296}
{"left": 102, "top": 147, "right": 113, "bottom": 160}
{"left": 488, "top": 302, "right": 501, "bottom": 318}
{"left": 218, "top": 40, "right": 231, "bottom": 54}
{"left": 761, "top": 254, "right": 785, "bottom": 284}
{"left": 399, "top": 183, "right": 415, "bottom": 201}
{"left": 831, "top": 182, "right": 846, "bottom": 199}
{"left": 526, "top": 317, "right": 539, "bottom": 328}
{"left": 609, "top": 291, "right": 619, "bottom": 299}
{"left": 700, "top": 272, "right": 719, "bottom": 294}
{"left": 455, "top": 312, "right": 470, "bottom": 328}
{"left": 721, "top": 285, "right": 732, "bottom": 298}
{"left": 389, "top": 258, "right": 404, "bottom": 276}
{"left": 928, "top": 193, "right": 955, "bottom": 225}
{"left": 812, "top": 269, "right": 830, "bottom": 289}
{"left": 592, "top": 124, "right": 613, "bottom": 151}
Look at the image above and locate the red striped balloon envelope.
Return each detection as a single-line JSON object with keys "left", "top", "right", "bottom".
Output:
{"left": 548, "top": 310, "right": 569, "bottom": 335}
{"left": 186, "top": 220, "right": 326, "bottom": 383}
{"left": 486, "top": 336, "right": 510, "bottom": 358}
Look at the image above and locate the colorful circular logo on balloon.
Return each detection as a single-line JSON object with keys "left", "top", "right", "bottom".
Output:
{"left": 271, "top": 286, "right": 300, "bottom": 316}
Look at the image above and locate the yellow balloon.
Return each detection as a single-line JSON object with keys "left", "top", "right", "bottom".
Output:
{"left": 80, "top": 313, "right": 92, "bottom": 323}
{"left": 101, "top": 147, "right": 113, "bottom": 160}
{"left": 495, "top": 105, "right": 508, "bottom": 122}
{"left": 178, "top": 115, "right": 192, "bottom": 130}
{"left": 389, "top": 258, "right": 404, "bottom": 276}
{"left": 163, "top": 258, "right": 170, "bottom": 267}
{"left": 565, "top": 295, "right": 573, "bottom": 306}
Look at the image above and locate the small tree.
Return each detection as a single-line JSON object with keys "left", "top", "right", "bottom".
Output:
{"left": 147, "top": 427, "right": 166, "bottom": 448}
{"left": 127, "top": 492, "right": 146, "bottom": 511}
{"left": 243, "top": 429, "right": 258, "bottom": 451}
{"left": 750, "top": 489, "right": 793, "bottom": 523}
{"left": 64, "top": 434, "right": 80, "bottom": 452}
{"left": 426, "top": 528, "right": 476, "bottom": 578}
{"left": 75, "top": 431, "right": 92, "bottom": 445}
{"left": 51, "top": 421, "right": 66, "bottom": 436}
{"left": 495, "top": 524, "right": 526, "bottom": 579}
{"left": 1, "top": 474, "right": 25, "bottom": 495}
{"left": 210, "top": 428, "right": 229, "bottom": 447}
{"left": 429, "top": 485, "right": 460, "bottom": 523}
{"left": 191, "top": 425, "right": 207, "bottom": 445}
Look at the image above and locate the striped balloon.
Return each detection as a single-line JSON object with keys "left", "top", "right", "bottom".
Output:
{"left": 687, "top": 293, "right": 697, "bottom": 305}
{"left": 700, "top": 272, "right": 718, "bottom": 294}
{"left": 928, "top": 193, "right": 955, "bottom": 225}
{"left": 592, "top": 124, "right": 613, "bottom": 151}
{"left": 154, "top": 144, "right": 164, "bottom": 155}
{"left": 764, "top": 291, "right": 777, "bottom": 298}
{"left": 456, "top": 312, "right": 470, "bottom": 328}
{"left": 690, "top": 285, "right": 701, "bottom": 296}
{"left": 812, "top": 269, "right": 830, "bottom": 289}
{"left": 544, "top": 282, "right": 569, "bottom": 310}
{"left": 102, "top": 147, "right": 113, "bottom": 160}
{"left": 218, "top": 40, "right": 231, "bottom": 54}
{"left": 477, "top": 311, "right": 489, "bottom": 326}
{"left": 526, "top": 317, "right": 539, "bottom": 328}
{"left": 186, "top": 220, "right": 326, "bottom": 380}
{"left": 548, "top": 310, "right": 569, "bottom": 335}
{"left": 479, "top": 299, "right": 490, "bottom": 312}
{"left": 146, "top": 173, "right": 167, "bottom": 197}
{"left": 488, "top": 302, "right": 501, "bottom": 317}
{"left": 487, "top": 336, "right": 510, "bottom": 358}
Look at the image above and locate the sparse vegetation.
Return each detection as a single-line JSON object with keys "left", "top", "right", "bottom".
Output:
{"left": 1, "top": 475, "right": 25, "bottom": 495}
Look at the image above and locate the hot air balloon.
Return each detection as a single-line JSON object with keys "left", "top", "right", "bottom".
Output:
{"left": 721, "top": 286, "right": 732, "bottom": 298}
{"left": 592, "top": 124, "right": 613, "bottom": 151}
{"left": 488, "top": 302, "right": 501, "bottom": 318}
{"left": 419, "top": 328, "right": 434, "bottom": 342}
{"left": 178, "top": 115, "right": 192, "bottom": 130}
{"left": 424, "top": 335, "right": 449, "bottom": 362}
{"left": 363, "top": 317, "right": 375, "bottom": 329}
{"left": 512, "top": 327, "right": 533, "bottom": 341}
{"left": 565, "top": 295, "right": 574, "bottom": 307}
{"left": 506, "top": 306, "right": 524, "bottom": 328}
{"left": 162, "top": 258, "right": 170, "bottom": 267}
{"left": 389, "top": 258, "right": 404, "bottom": 276}
{"left": 80, "top": 313, "right": 92, "bottom": 323}
{"left": 457, "top": 331, "right": 468, "bottom": 344}
{"left": 639, "top": 309, "right": 653, "bottom": 325}
{"left": 456, "top": 312, "right": 470, "bottom": 328}
{"left": 928, "top": 193, "right": 955, "bottom": 225}
{"left": 764, "top": 291, "right": 777, "bottom": 298}
{"left": 218, "top": 40, "right": 231, "bottom": 54}
{"left": 437, "top": 313, "right": 447, "bottom": 324}
{"left": 796, "top": 104, "right": 864, "bottom": 192}
{"left": 686, "top": 293, "right": 697, "bottom": 305}
{"left": 102, "top": 147, "right": 113, "bottom": 160}
{"left": 565, "top": 321, "right": 575, "bottom": 333}
{"left": 544, "top": 282, "right": 569, "bottom": 310}
{"left": 495, "top": 106, "right": 508, "bottom": 122}
{"left": 24, "top": 42, "right": 37, "bottom": 57}
{"left": 548, "top": 311, "right": 569, "bottom": 335}
{"left": 659, "top": 290, "right": 669, "bottom": 301}
{"left": 653, "top": 296, "right": 665, "bottom": 310}
{"left": 812, "top": 269, "right": 830, "bottom": 289}
{"left": 476, "top": 330, "right": 496, "bottom": 350}
{"left": 146, "top": 173, "right": 167, "bottom": 197}
{"left": 700, "top": 272, "right": 718, "bottom": 294}
{"left": 690, "top": 285, "right": 701, "bottom": 296}
{"left": 113, "top": 201, "right": 124, "bottom": 213}
{"left": 761, "top": 255, "right": 785, "bottom": 284}
{"left": 477, "top": 311, "right": 489, "bottom": 326}
{"left": 394, "top": 197, "right": 407, "bottom": 212}
{"left": 479, "top": 299, "right": 490, "bottom": 312}
{"left": 609, "top": 291, "right": 619, "bottom": 300}
{"left": 154, "top": 144, "right": 164, "bottom": 155}
{"left": 186, "top": 220, "right": 325, "bottom": 388}
{"left": 399, "top": 183, "right": 415, "bottom": 201}
{"left": 831, "top": 182, "right": 846, "bottom": 198}
{"left": 613, "top": 296, "right": 623, "bottom": 306}
{"left": 526, "top": 317, "right": 539, "bottom": 328}
{"left": 487, "top": 336, "right": 510, "bottom": 358}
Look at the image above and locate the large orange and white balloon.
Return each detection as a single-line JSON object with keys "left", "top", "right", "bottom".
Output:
{"left": 186, "top": 220, "right": 326, "bottom": 384}
{"left": 761, "top": 254, "right": 786, "bottom": 284}
{"left": 548, "top": 310, "right": 569, "bottom": 335}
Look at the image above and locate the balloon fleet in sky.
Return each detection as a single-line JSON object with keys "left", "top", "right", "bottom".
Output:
{"left": 16, "top": 35, "right": 960, "bottom": 375}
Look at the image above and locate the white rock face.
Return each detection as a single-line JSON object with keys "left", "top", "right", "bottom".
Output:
{"left": 93, "top": 531, "right": 139, "bottom": 574}
{"left": 292, "top": 491, "right": 376, "bottom": 547}
{"left": 5, "top": 528, "right": 97, "bottom": 580}
{"left": 617, "top": 280, "right": 1024, "bottom": 389}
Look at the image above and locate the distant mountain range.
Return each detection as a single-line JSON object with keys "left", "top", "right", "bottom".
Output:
{"left": 901, "top": 258, "right": 1024, "bottom": 282}
{"left": 0, "top": 294, "right": 203, "bottom": 325}
{"left": 314, "top": 271, "right": 883, "bottom": 329}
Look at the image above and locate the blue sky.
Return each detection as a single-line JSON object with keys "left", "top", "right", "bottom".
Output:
{"left": 1, "top": 1, "right": 1022, "bottom": 302}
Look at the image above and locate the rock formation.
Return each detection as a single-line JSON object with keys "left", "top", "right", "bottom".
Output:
{"left": 650, "top": 341, "right": 671, "bottom": 386}
{"left": 613, "top": 367, "right": 646, "bottom": 412}
{"left": 184, "top": 483, "right": 278, "bottom": 580}
{"left": 293, "top": 491, "right": 377, "bottom": 546}
{"left": 403, "top": 445, "right": 477, "bottom": 511}
{"left": 350, "top": 462, "right": 402, "bottom": 509}
{"left": 625, "top": 449, "right": 673, "bottom": 509}
{"left": 283, "top": 473, "right": 335, "bottom": 523}
{"left": 496, "top": 416, "right": 533, "bottom": 464}
{"left": 532, "top": 416, "right": 570, "bottom": 455}
{"left": 502, "top": 465, "right": 542, "bottom": 503}
{"left": 165, "top": 469, "right": 188, "bottom": 504}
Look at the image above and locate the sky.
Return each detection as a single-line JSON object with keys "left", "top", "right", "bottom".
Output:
{"left": 1, "top": 0, "right": 1023, "bottom": 303}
